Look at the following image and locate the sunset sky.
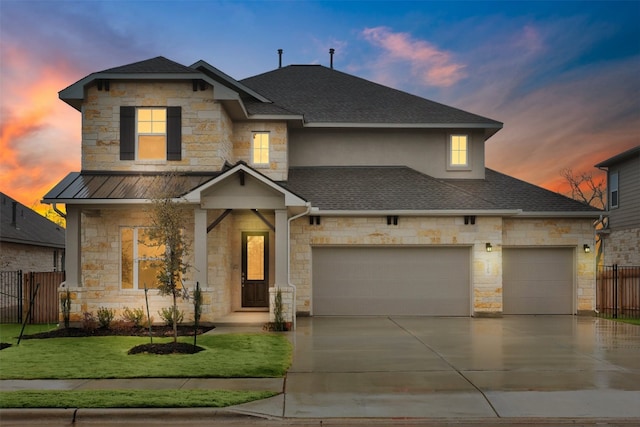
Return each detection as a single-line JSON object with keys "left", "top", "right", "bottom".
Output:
{"left": 1, "top": 1, "right": 638, "bottom": 214}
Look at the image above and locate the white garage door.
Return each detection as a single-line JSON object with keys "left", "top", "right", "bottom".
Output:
{"left": 312, "top": 246, "right": 471, "bottom": 316}
{"left": 503, "top": 248, "right": 574, "bottom": 314}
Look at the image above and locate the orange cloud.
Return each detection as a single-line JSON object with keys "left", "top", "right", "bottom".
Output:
{"left": 362, "top": 26, "right": 466, "bottom": 87}
{"left": 0, "top": 48, "right": 81, "bottom": 209}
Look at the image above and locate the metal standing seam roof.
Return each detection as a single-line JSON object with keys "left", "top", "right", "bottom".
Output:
{"left": 1, "top": 193, "right": 65, "bottom": 248}
{"left": 42, "top": 172, "right": 219, "bottom": 201}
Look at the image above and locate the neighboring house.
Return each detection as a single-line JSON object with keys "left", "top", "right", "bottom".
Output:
{"left": 595, "top": 146, "right": 640, "bottom": 265}
{"left": 43, "top": 56, "right": 601, "bottom": 325}
{"left": 0, "top": 192, "right": 65, "bottom": 272}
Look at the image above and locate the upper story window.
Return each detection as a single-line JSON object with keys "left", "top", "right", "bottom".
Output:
{"left": 137, "top": 108, "right": 166, "bottom": 160}
{"left": 120, "top": 106, "right": 181, "bottom": 161}
{"left": 252, "top": 132, "right": 270, "bottom": 166}
{"left": 610, "top": 171, "right": 619, "bottom": 209}
{"left": 448, "top": 135, "right": 469, "bottom": 169}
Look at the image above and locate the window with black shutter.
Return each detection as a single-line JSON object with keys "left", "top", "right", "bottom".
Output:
{"left": 119, "top": 106, "right": 181, "bottom": 161}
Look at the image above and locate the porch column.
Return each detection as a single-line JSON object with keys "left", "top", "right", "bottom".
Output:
{"left": 65, "top": 205, "right": 82, "bottom": 287}
{"left": 194, "top": 207, "right": 208, "bottom": 287}
{"left": 274, "top": 209, "right": 288, "bottom": 286}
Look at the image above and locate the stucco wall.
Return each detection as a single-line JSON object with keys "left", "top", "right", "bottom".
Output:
{"left": 289, "top": 128, "right": 486, "bottom": 179}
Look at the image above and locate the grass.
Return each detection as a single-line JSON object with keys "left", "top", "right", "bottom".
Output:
{"left": 0, "top": 323, "right": 290, "bottom": 408}
{"left": 608, "top": 317, "right": 640, "bottom": 326}
{"left": 0, "top": 326, "right": 291, "bottom": 379}
{"left": 0, "top": 390, "right": 276, "bottom": 408}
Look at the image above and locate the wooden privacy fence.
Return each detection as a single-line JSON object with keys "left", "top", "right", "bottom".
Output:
{"left": 0, "top": 271, "right": 64, "bottom": 323}
{"left": 597, "top": 265, "right": 640, "bottom": 319}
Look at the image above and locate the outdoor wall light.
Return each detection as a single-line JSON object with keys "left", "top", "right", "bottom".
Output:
{"left": 486, "top": 243, "right": 492, "bottom": 252}
{"left": 583, "top": 244, "right": 591, "bottom": 253}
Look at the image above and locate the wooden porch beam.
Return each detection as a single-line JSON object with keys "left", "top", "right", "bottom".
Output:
{"left": 252, "top": 209, "right": 275, "bottom": 231}
{"left": 207, "top": 209, "right": 232, "bottom": 233}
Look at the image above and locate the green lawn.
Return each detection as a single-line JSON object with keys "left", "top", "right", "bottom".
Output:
{"left": 0, "top": 324, "right": 291, "bottom": 408}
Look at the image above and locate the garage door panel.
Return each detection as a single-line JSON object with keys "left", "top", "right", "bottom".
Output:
{"left": 313, "top": 246, "right": 470, "bottom": 316}
{"left": 503, "top": 248, "right": 574, "bottom": 315}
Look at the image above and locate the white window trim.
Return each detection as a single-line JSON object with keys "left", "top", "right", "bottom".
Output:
{"left": 135, "top": 107, "right": 167, "bottom": 162}
{"left": 121, "top": 226, "right": 163, "bottom": 290}
{"left": 447, "top": 134, "right": 471, "bottom": 171}
{"left": 610, "top": 171, "right": 619, "bottom": 209}
{"left": 251, "top": 131, "right": 270, "bottom": 167}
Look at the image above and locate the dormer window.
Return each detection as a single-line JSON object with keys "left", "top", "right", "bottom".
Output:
{"left": 448, "top": 134, "right": 470, "bottom": 169}
{"left": 137, "top": 108, "right": 166, "bottom": 160}
{"left": 120, "top": 106, "right": 181, "bottom": 161}
{"left": 252, "top": 132, "right": 270, "bottom": 166}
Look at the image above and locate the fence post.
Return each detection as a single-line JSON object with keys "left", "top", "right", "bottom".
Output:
{"left": 613, "top": 264, "right": 617, "bottom": 318}
{"left": 17, "top": 270, "right": 23, "bottom": 323}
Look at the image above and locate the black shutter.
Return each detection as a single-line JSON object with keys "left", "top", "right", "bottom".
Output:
{"left": 167, "top": 106, "right": 182, "bottom": 161}
{"left": 120, "top": 106, "right": 135, "bottom": 160}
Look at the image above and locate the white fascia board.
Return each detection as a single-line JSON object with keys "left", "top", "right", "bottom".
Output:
{"left": 312, "top": 209, "right": 522, "bottom": 217}
{"left": 183, "top": 164, "right": 307, "bottom": 207}
{"left": 190, "top": 60, "right": 271, "bottom": 102}
{"left": 303, "top": 122, "right": 503, "bottom": 129}
{"left": 514, "top": 211, "right": 603, "bottom": 218}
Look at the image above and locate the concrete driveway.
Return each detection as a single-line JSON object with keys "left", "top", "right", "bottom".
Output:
{"left": 237, "top": 316, "right": 640, "bottom": 420}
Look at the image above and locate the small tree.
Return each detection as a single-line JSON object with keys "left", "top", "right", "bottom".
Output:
{"left": 560, "top": 168, "right": 605, "bottom": 210}
{"left": 147, "top": 174, "right": 191, "bottom": 343}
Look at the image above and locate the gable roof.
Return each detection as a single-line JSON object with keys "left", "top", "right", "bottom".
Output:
{"left": 595, "top": 145, "right": 640, "bottom": 168}
{"left": 1, "top": 193, "right": 65, "bottom": 248}
{"left": 285, "top": 167, "right": 601, "bottom": 216}
{"left": 241, "top": 65, "right": 503, "bottom": 133}
{"left": 100, "top": 56, "right": 200, "bottom": 74}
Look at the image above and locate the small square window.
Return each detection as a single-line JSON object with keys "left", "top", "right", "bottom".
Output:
{"left": 252, "top": 132, "right": 270, "bottom": 165}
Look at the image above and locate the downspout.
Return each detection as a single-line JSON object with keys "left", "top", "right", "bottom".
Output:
{"left": 52, "top": 203, "right": 67, "bottom": 219}
{"left": 287, "top": 203, "right": 312, "bottom": 331}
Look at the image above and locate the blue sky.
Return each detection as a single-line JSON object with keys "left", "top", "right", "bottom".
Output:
{"left": 1, "top": 0, "right": 638, "bottom": 208}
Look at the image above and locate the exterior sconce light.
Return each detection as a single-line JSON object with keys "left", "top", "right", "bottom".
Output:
{"left": 583, "top": 244, "right": 591, "bottom": 253}
{"left": 486, "top": 243, "right": 492, "bottom": 252}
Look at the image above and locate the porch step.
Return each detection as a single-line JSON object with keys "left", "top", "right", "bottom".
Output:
{"left": 213, "top": 311, "right": 269, "bottom": 327}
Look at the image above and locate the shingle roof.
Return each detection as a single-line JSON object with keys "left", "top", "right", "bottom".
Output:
{"left": 595, "top": 145, "right": 640, "bottom": 168}
{"left": 0, "top": 193, "right": 65, "bottom": 248}
{"left": 241, "top": 65, "right": 503, "bottom": 127}
{"left": 42, "top": 172, "right": 219, "bottom": 201}
{"left": 99, "top": 56, "right": 200, "bottom": 74}
{"left": 285, "top": 167, "right": 601, "bottom": 213}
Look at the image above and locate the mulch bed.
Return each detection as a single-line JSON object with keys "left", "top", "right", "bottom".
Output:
{"left": 1, "top": 325, "right": 215, "bottom": 354}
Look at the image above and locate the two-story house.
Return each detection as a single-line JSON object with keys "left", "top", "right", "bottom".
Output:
{"left": 595, "top": 146, "right": 640, "bottom": 265}
{"left": 43, "top": 56, "right": 600, "bottom": 325}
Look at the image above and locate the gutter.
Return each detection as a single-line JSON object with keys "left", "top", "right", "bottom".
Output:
{"left": 287, "top": 202, "right": 312, "bottom": 330}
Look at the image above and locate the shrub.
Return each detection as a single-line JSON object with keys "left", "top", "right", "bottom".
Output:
{"left": 158, "top": 306, "right": 184, "bottom": 326}
{"left": 82, "top": 312, "right": 97, "bottom": 331}
{"left": 122, "top": 306, "right": 146, "bottom": 327}
{"left": 60, "top": 290, "right": 71, "bottom": 329}
{"left": 96, "top": 307, "right": 115, "bottom": 328}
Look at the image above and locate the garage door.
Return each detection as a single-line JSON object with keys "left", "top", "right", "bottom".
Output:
{"left": 503, "top": 248, "right": 574, "bottom": 314}
{"left": 312, "top": 246, "right": 470, "bottom": 316}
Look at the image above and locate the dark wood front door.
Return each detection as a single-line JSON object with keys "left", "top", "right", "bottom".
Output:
{"left": 241, "top": 231, "right": 269, "bottom": 307}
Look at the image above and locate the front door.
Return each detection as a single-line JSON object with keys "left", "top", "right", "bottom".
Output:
{"left": 241, "top": 231, "right": 269, "bottom": 307}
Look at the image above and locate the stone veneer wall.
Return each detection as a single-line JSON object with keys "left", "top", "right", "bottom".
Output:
{"left": 289, "top": 216, "right": 503, "bottom": 315}
{"left": 82, "top": 82, "right": 233, "bottom": 172}
{"left": 232, "top": 122, "right": 288, "bottom": 181}
{"left": 289, "top": 216, "right": 597, "bottom": 316}
{"left": 0, "top": 242, "right": 63, "bottom": 272}
{"left": 67, "top": 206, "right": 201, "bottom": 324}
{"left": 602, "top": 227, "right": 640, "bottom": 265}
